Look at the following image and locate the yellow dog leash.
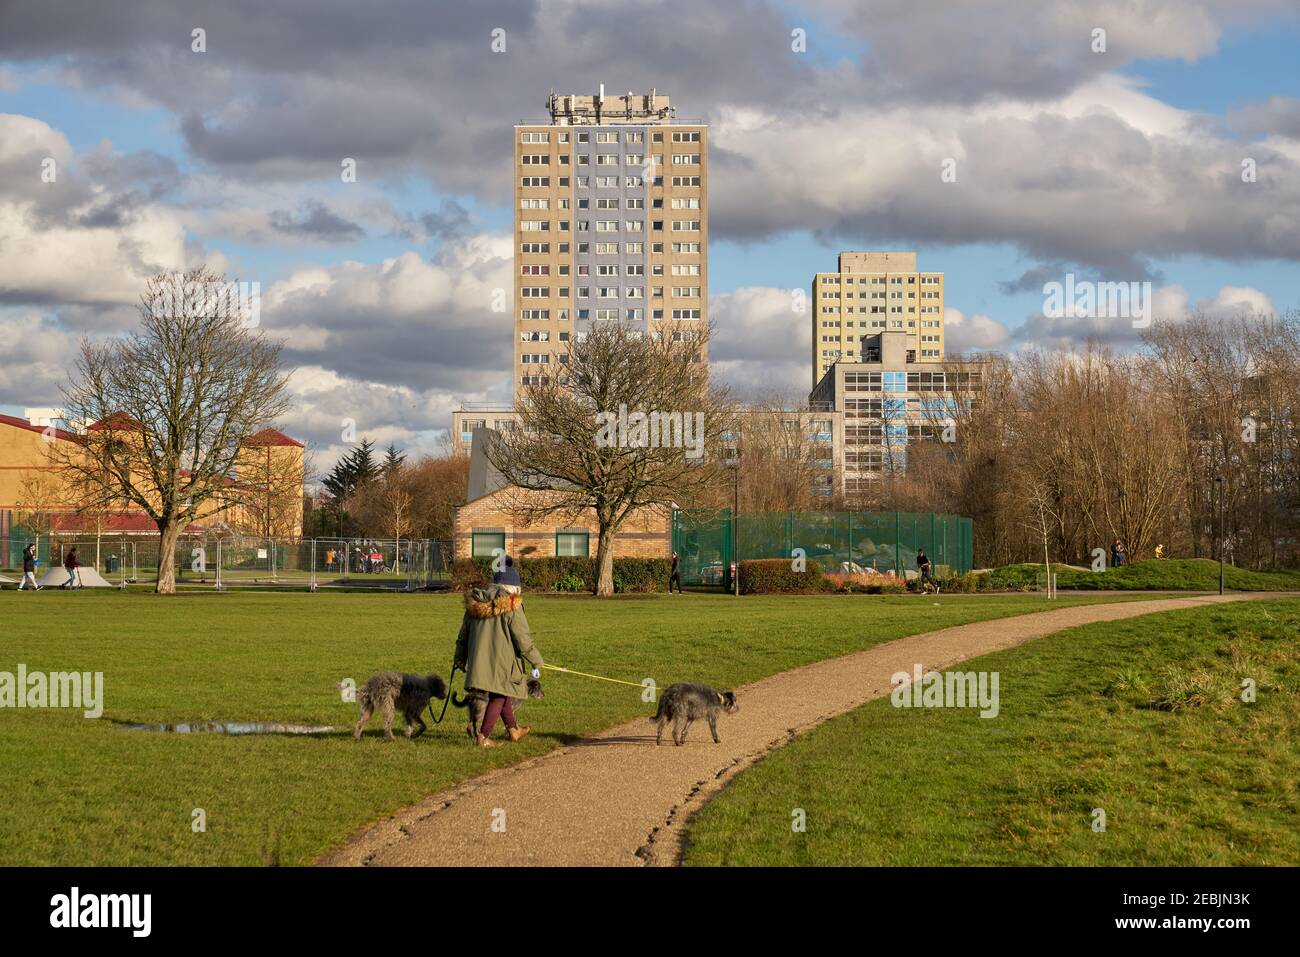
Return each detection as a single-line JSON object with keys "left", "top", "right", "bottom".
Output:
{"left": 542, "top": 663, "right": 648, "bottom": 690}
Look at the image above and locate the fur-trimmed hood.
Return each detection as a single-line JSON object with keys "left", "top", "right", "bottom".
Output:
{"left": 465, "top": 585, "right": 523, "bottom": 618}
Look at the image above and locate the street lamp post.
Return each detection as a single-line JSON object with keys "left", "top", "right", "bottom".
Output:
{"left": 1215, "top": 475, "right": 1225, "bottom": 595}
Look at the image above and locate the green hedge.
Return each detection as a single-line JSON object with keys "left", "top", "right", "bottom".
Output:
{"left": 451, "top": 556, "right": 671, "bottom": 593}
{"left": 738, "top": 558, "right": 832, "bottom": 594}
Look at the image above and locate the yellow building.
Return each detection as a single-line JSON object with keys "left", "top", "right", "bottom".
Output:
{"left": 0, "top": 413, "right": 305, "bottom": 556}
{"left": 811, "top": 252, "right": 945, "bottom": 388}
{"left": 514, "top": 88, "right": 708, "bottom": 391}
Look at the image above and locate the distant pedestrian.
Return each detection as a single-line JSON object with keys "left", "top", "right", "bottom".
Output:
{"left": 1110, "top": 539, "right": 1124, "bottom": 569}
{"left": 916, "top": 548, "right": 939, "bottom": 593}
{"left": 669, "top": 551, "right": 683, "bottom": 594}
{"left": 1154, "top": 543, "right": 1165, "bottom": 560}
{"left": 62, "top": 547, "right": 81, "bottom": 589}
{"left": 18, "top": 544, "right": 41, "bottom": 591}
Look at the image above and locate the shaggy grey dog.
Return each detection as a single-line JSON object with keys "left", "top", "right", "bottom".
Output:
{"left": 451, "top": 678, "right": 543, "bottom": 740}
{"left": 352, "top": 672, "right": 448, "bottom": 740}
{"left": 651, "top": 682, "right": 739, "bottom": 746}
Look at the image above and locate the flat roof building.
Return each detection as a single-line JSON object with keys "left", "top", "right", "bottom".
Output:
{"left": 811, "top": 251, "right": 945, "bottom": 389}
{"left": 513, "top": 88, "right": 708, "bottom": 392}
{"left": 811, "top": 331, "right": 981, "bottom": 498}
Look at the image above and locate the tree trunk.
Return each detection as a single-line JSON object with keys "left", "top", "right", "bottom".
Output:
{"left": 594, "top": 524, "right": 616, "bottom": 597}
{"left": 155, "top": 520, "right": 183, "bottom": 594}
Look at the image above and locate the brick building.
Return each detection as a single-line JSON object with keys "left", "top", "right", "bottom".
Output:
{"left": 451, "top": 428, "right": 671, "bottom": 561}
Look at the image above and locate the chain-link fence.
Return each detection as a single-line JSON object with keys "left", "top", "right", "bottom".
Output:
{"left": 2, "top": 533, "right": 453, "bottom": 591}
{"left": 671, "top": 509, "right": 974, "bottom": 587}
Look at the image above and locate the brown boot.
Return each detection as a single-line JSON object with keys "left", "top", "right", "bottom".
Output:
{"left": 476, "top": 734, "right": 500, "bottom": 748}
{"left": 507, "top": 725, "right": 531, "bottom": 743}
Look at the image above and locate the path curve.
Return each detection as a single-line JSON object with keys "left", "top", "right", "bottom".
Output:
{"left": 319, "top": 593, "right": 1280, "bottom": 867}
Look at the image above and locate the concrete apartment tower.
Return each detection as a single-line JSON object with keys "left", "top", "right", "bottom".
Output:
{"left": 513, "top": 88, "right": 708, "bottom": 392}
{"left": 810, "top": 251, "right": 945, "bottom": 389}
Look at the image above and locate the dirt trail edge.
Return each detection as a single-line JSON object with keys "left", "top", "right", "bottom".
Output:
{"left": 319, "top": 593, "right": 1281, "bottom": 868}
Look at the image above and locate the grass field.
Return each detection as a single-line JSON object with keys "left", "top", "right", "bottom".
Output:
{"left": 985, "top": 557, "right": 1300, "bottom": 592}
{"left": 0, "top": 589, "right": 1166, "bottom": 866}
{"left": 683, "top": 598, "right": 1300, "bottom": 866}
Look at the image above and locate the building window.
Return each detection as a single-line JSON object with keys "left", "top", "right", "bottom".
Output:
{"left": 555, "top": 530, "right": 590, "bottom": 557}
{"left": 471, "top": 531, "right": 506, "bottom": 558}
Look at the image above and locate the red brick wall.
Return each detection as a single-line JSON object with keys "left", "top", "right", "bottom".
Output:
{"left": 453, "top": 488, "right": 671, "bottom": 560}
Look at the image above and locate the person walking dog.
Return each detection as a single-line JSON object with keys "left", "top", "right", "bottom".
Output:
{"left": 18, "top": 543, "right": 41, "bottom": 591}
{"left": 453, "top": 556, "right": 545, "bottom": 748}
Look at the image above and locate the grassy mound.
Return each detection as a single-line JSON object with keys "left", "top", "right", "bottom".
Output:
{"left": 985, "top": 558, "right": 1300, "bottom": 592}
{"left": 684, "top": 597, "right": 1300, "bottom": 866}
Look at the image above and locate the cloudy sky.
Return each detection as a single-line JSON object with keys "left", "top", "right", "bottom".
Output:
{"left": 2, "top": 0, "right": 1299, "bottom": 469}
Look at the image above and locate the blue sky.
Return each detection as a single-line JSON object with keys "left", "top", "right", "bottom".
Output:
{"left": 2, "top": 0, "right": 1299, "bottom": 464}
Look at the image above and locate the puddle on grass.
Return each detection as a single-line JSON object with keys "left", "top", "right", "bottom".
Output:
{"left": 125, "top": 721, "right": 340, "bottom": 735}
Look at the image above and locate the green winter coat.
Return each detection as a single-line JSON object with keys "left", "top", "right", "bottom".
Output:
{"left": 453, "top": 585, "right": 545, "bottom": 698}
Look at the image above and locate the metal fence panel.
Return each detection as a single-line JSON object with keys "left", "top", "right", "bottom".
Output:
{"left": 672, "top": 508, "right": 974, "bottom": 585}
{"left": 4, "top": 531, "right": 453, "bottom": 591}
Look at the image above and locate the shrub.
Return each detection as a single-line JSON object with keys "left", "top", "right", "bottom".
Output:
{"left": 933, "top": 572, "right": 989, "bottom": 593}
{"left": 823, "top": 570, "right": 906, "bottom": 594}
{"left": 739, "top": 558, "right": 831, "bottom": 594}
{"left": 452, "top": 555, "right": 671, "bottom": 593}
{"left": 451, "top": 558, "right": 492, "bottom": 591}
{"left": 866, "top": 580, "right": 907, "bottom": 595}
{"left": 610, "top": 557, "right": 671, "bottom": 593}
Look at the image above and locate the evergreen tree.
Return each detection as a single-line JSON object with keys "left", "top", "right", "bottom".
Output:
{"left": 322, "top": 438, "right": 379, "bottom": 500}
{"left": 382, "top": 442, "right": 406, "bottom": 475}
{"left": 351, "top": 438, "right": 379, "bottom": 484}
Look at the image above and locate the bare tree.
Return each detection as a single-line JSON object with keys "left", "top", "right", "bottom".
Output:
{"left": 487, "top": 322, "right": 733, "bottom": 595}
{"left": 404, "top": 450, "right": 470, "bottom": 541}
{"left": 352, "top": 463, "right": 415, "bottom": 570}
{"left": 13, "top": 471, "right": 60, "bottom": 545}
{"left": 51, "top": 268, "right": 292, "bottom": 593}
{"left": 719, "top": 393, "right": 841, "bottom": 513}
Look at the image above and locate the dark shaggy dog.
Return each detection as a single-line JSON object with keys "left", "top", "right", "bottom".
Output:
{"left": 651, "top": 682, "right": 738, "bottom": 746}
{"left": 451, "top": 678, "right": 543, "bottom": 740}
{"left": 352, "top": 672, "right": 448, "bottom": 740}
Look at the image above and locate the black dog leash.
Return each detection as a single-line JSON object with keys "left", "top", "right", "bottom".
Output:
{"left": 428, "top": 663, "right": 461, "bottom": 725}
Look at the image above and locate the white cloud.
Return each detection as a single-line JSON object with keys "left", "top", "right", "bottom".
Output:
{"left": 1013, "top": 283, "right": 1277, "bottom": 350}
{"left": 1197, "top": 285, "right": 1275, "bottom": 317}
{"left": 0, "top": 114, "right": 192, "bottom": 307}
{"left": 944, "top": 307, "right": 1011, "bottom": 353}
{"left": 0, "top": 308, "right": 79, "bottom": 404}
{"left": 708, "top": 286, "right": 814, "bottom": 399}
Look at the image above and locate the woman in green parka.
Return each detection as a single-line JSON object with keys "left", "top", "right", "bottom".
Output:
{"left": 453, "top": 558, "right": 545, "bottom": 747}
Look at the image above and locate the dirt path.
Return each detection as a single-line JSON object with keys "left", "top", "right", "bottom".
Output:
{"left": 319, "top": 593, "right": 1281, "bottom": 867}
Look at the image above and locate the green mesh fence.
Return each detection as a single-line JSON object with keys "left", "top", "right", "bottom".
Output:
{"left": 671, "top": 509, "right": 973, "bottom": 587}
